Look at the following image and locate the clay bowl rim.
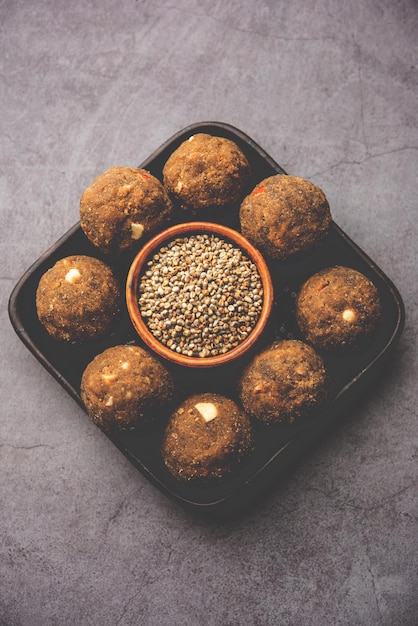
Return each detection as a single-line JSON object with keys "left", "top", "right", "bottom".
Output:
{"left": 126, "top": 221, "right": 274, "bottom": 368}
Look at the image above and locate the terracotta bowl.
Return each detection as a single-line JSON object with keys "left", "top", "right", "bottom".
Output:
{"left": 126, "top": 221, "right": 274, "bottom": 368}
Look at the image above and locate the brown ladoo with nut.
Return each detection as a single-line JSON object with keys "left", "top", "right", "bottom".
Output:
{"left": 296, "top": 265, "right": 382, "bottom": 350}
{"left": 238, "top": 340, "right": 328, "bottom": 424}
{"left": 81, "top": 345, "right": 175, "bottom": 431}
{"left": 239, "top": 174, "right": 332, "bottom": 260}
{"left": 162, "top": 393, "right": 254, "bottom": 481}
{"left": 162, "top": 133, "right": 251, "bottom": 213}
{"left": 36, "top": 255, "right": 121, "bottom": 343}
{"left": 80, "top": 166, "right": 173, "bottom": 255}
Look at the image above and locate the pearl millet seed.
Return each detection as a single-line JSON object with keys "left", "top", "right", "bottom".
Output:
{"left": 138, "top": 234, "right": 264, "bottom": 358}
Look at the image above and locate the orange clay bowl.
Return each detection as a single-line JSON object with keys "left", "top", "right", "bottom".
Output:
{"left": 126, "top": 222, "right": 274, "bottom": 368}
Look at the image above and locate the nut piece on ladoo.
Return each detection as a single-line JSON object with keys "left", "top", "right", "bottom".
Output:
{"left": 295, "top": 265, "right": 382, "bottom": 350}
{"left": 239, "top": 174, "right": 332, "bottom": 260}
{"left": 238, "top": 340, "right": 328, "bottom": 424}
{"left": 161, "top": 393, "right": 254, "bottom": 481}
{"left": 81, "top": 345, "right": 175, "bottom": 431}
{"left": 162, "top": 133, "right": 251, "bottom": 213}
{"left": 36, "top": 255, "right": 121, "bottom": 343}
{"left": 80, "top": 166, "right": 173, "bottom": 255}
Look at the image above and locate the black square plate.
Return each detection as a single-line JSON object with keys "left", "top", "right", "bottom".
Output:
{"left": 8, "top": 122, "right": 405, "bottom": 517}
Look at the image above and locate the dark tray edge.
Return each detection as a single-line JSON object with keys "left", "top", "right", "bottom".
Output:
{"left": 8, "top": 222, "right": 84, "bottom": 406}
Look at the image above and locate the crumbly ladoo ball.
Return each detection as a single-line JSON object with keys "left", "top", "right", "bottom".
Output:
{"left": 161, "top": 393, "right": 254, "bottom": 481}
{"left": 162, "top": 133, "right": 251, "bottom": 212}
{"left": 295, "top": 266, "right": 382, "bottom": 350}
{"left": 81, "top": 345, "right": 175, "bottom": 431}
{"left": 239, "top": 174, "right": 332, "bottom": 260}
{"left": 80, "top": 166, "right": 173, "bottom": 254}
{"left": 238, "top": 340, "right": 328, "bottom": 424}
{"left": 36, "top": 255, "right": 121, "bottom": 343}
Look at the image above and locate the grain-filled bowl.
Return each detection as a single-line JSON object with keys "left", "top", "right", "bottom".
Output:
{"left": 126, "top": 221, "right": 274, "bottom": 368}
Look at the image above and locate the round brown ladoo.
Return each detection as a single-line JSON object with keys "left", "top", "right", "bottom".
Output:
{"left": 162, "top": 133, "right": 251, "bottom": 213}
{"left": 81, "top": 345, "right": 175, "bottom": 431}
{"left": 238, "top": 340, "right": 328, "bottom": 424}
{"left": 36, "top": 255, "right": 121, "bottom": 343}
{"left": 80, "top": 166, "right": 173, "bottom": 254}
{"left": 295, "top": 265, "right": 382, "bottom": 350}
{"left": 239, "top": 174, "right": 332, "bottom": 260}
{"left": 161, "top": 393, "right": 254, "bottom": 481}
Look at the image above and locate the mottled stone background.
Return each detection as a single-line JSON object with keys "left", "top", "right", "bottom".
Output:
{"left": 1, "top": 1, "right": 417, "bottom": 625}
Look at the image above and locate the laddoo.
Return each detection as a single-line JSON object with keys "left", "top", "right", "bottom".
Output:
{"left": 239, "top": 174, "right": 332, "bottom": 260}
{"left": 161, "top": 393, "right": 254, "bottom": 481}
{"left": 80, "top": 344, "right": 175, "bottom": 431}
{"left": 238, "top": 340, "right": 328, "bottom": 424}
{"left": 162, "top": 133, "right": 251, "bottom": 213}
{"left": 295, "top": 265, "right": 382, "bottom": 350}
{"left": 80, "top": 166, "right": 173, "bottom": 254}
{"left": 36, "top": 255, "right": 121, "bottom": 343}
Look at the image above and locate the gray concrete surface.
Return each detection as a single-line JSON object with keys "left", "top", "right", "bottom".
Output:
{"left": 1, "top": 1, "right": 417, "bottom": 625}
